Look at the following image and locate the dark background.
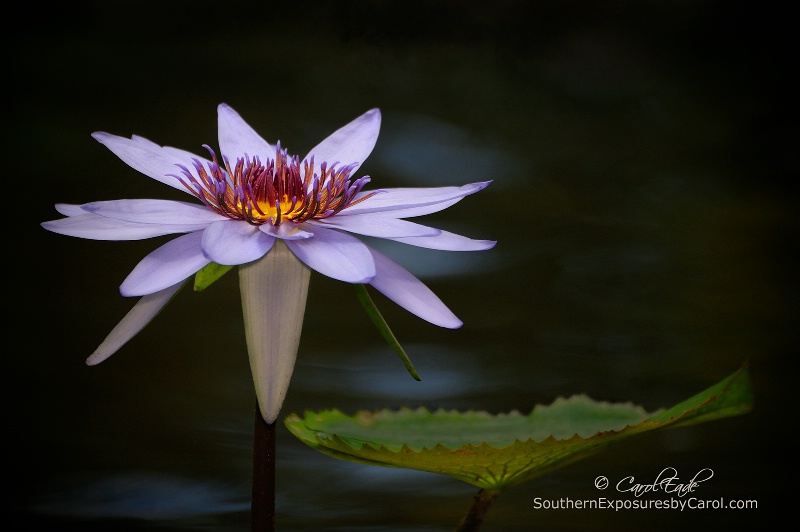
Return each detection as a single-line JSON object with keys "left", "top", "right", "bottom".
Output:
{"left": 10, "top": 1, "right": 795, "bottom": 530}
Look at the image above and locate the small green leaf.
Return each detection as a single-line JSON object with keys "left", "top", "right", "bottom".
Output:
{"left": 285, "top": 365, "right": 752, "bottom": 491}
{"left": 354, "top": 284, "right": 421, "bottom": 381}
{"left": 194, "top": 262, "right": 233, "bottom": 292}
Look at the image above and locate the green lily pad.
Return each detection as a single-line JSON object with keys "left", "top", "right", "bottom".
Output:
{"left": 285, "top": 365, "right": 752, "bottom": 491}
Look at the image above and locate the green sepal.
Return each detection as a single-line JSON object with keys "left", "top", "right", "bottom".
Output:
{"left": 194, "top": 262, "right": 233, "bottom": 292}
{"left": 353, "top": 284, "right": 421, "bottom": 381}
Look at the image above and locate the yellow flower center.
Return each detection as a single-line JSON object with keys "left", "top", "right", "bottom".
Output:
{"left": 175, "top": 143, "right": 375, "bottom": 226}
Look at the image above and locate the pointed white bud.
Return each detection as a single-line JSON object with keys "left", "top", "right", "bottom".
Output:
{"left": 239, "top": 241, "right": 311, "bottom": 423}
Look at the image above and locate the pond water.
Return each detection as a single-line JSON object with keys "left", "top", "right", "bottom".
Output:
{"left": 12, "top": 2, "right": 791, "bottom": 530}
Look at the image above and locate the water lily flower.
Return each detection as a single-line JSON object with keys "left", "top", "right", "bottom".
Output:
{"left": 42, "top": 104, "right": 495, "bottom": 422}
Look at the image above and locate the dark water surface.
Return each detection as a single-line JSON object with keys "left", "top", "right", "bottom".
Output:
{"left": 12, "top": 2, "right": 793, "bottom": 530}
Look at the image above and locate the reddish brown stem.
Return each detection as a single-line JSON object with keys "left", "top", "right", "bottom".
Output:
{"left": 251, "top": 403, "right": 276, "bottom": 531}
{"left": 456, "top": 489, "right": 499, "bottom": 532}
